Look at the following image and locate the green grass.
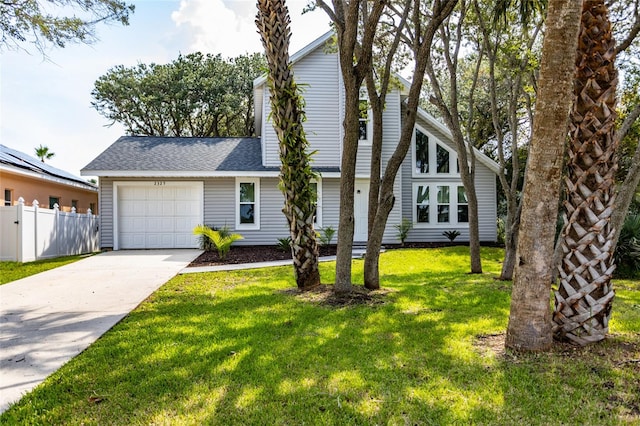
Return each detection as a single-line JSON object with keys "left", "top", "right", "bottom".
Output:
{"left": 2, "top": 247, "right": 639, "bottom": 424}
{"left": 0, "top": 255, "right": 89, "bottom": 285}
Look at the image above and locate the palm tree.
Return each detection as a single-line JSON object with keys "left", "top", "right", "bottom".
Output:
{"left": 552, "top": 0, "right": 618, "bottom": 345}
{"left": 34, "top": 144, "right": 55, "bottom": 162}
{"left": 256, "top": 0, "right": 320, "bottom": 289}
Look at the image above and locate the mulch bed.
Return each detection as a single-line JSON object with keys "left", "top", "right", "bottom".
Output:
{"left": 189, "top": 245, "right": 338, "bottom": 267}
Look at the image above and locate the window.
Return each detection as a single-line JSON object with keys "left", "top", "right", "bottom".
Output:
{"left": 457, "top": 186, "right": 469, "bottom": 223}
{"left": 71, "top": 200, "right": 78, "bottom": 211}
{"left": 437, "top": 145, "right": 450, "bottom": 173}
{"left": 358, "top": 99, "right": 369, "bottom": 141}
{"left": 310, "top": 180, "right": 322, "bottom": 227}
{"left": 437, "top": 186, "right": 450, "bottom": 223}
{"left": 415, "top": 184, "right": 430, "bottom": 223}
{"left": 412, "top": 183, "right": 469, "bottom": 227}
{"left": 4, "top": 189, "right": 12, "bottom": 206}
{"left": 49, "top": 196, "right": 60, "bottom": 209}
{"left": 413, "top": 127, "right": 457, "bottom": 176}
{"left": 236, "top": 178, "right": 260, "bottom": 229}
{"left": 89, "top": 203, "right": 96, "bottom": 213}
{"left": 415, "top": 130, "right": 429, "bottom": 174}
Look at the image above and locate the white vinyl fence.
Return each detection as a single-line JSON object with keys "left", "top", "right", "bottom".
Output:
{"left": 0, "top": 198, "right": 99, "bottom": 262}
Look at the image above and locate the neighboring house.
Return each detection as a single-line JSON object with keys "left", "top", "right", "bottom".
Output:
{"left": 82, "top": 32, "right": 498, "bottom": 250}
{"left": 1, "top": 144, "right": 98, "bottom": 213}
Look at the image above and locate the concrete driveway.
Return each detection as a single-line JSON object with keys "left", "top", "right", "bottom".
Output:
{"left": 0, "top": 249, "right": 201, "bottom": 413}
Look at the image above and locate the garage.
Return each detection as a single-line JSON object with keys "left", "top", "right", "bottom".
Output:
{"left": 115, "top": 181, "right": 203, "bottom": 249}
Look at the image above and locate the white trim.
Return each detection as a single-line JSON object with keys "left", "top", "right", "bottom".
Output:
{"left": 412, "top": 182, "right": 470, "bottom": 229}
{"left": 411, "top": 125, "right": 459, "bottom": 179}
{"left": 112, "top": 180, "right": 204, "bottom": 250}
{"left": 235, "top": 177, "right": 260, "bottom": 230}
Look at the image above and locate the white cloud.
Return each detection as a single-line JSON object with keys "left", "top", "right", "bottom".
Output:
{"left": 171, "top": 0, "right": 331, "bottom": 57}
{"left": 171, "top": 0, "right": 262, "bottom": 57}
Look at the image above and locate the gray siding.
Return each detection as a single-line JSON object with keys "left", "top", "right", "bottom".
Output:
{"left": 98, "top": 177, "right": 114, "bottom": 248}
{"left": 263, "top": 47, "right": 342, "bottom": 167}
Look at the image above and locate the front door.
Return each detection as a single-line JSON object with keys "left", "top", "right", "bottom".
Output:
{"left": 353, "top": 179, "right": 369, "bottom": 242}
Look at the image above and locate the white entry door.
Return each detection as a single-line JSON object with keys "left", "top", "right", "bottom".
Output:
{"left": 353, "top": 179, "right": 369, "bottom": 242}
{"left": 116, "top": 181, "right": 203, "bottom": 249}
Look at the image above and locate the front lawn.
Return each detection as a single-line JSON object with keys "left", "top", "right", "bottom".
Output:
{"left": 2, "top": 247, "right": 638, "bottom": 424}
{"left": 0, "top": 255, "right": 89, "bottom": 285}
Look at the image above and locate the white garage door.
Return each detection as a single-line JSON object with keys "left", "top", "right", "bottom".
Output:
{"left": 116, "top": 181, "right": 203, "bottom": 249}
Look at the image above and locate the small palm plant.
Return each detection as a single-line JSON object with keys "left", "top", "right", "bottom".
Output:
{"left": 193, "top": 225, "right": 243, "bottom": 260}
{"left": 443, "top": 230, "right": 461, "bottom": 242}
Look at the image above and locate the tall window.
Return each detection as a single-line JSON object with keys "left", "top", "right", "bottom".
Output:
{"left": 4, "top": 189, "right": 11, "bottom": 206}
{"left": 457, "top": 186, "right": 469, "bottom": 223}
{"left": 236, "top": 178, "right": 260, "bottom": 229}
{"left": 437, "top": 186, "right": 450, "bottom": 223}
{"left": 415, "top": 184, "right": 430, "bottom": 223}
{"left": 71, "top": 200, "right": 78, "bottom": 211}
{"left": 415, "top": 130, "right": 429, "bottom": 174}
{"left": 310, "top": 180, "right": 322, "bottom": 227}
{"left": 437, "top": 145, "right": 450, "bottom": 173}
{"left": 358, "top": 99, "right": 369, "bottom": 141}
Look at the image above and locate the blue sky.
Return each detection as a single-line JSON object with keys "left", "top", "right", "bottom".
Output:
{"left": 0, "top": 0, "right": 331, "bottom": 178}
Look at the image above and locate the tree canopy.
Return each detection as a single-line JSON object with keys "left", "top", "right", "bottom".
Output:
{"left": 91, "top": 52, "right": 266, "bottom": 138}
{"left": 0, "top": 0, "right": 134, "bottom": 52}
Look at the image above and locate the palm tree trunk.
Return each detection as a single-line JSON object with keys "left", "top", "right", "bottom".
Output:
{"left": 552, "top": 0, "right": 618, "bottom": 345}
{"left": 256, "top": 0, "right": 320, "bottom": 290}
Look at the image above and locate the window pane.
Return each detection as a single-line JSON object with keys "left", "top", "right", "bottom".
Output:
{"left": 416, "top": 185, "right": 429, "bottom": 204}
{"left": 417, "top": 205, "right": 429, "bottom": 223}
{"left": 458, "top": 205, "right": 469, "bottom": 223}
{"left": 240, "top": 204, "right": 254, "bottom": 224}
{"left": 415, "top": 130, "right": 429, "bottom": 173}
{"left": 437, "top": 186, "right": 449, "bottom": 203}
{"left": 359, "top": 120, "right": 368, "bottom": 140}
{"left": 437, "top": 145, "right": 449, "bottom": 173}
{"left": 438, "top": 205, "right": 449, "bottom": 222}
{"left": 240, "top": 183, "right": 254, "bottom": 202}
{"left": 359, "top": 100, "right": 368, "bottom": 140}
{"left": 457, "top": 186, "right": 467, "bottom": 203}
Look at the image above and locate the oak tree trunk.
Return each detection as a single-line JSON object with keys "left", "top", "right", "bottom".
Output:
{"left": 505, "top": 0, "right": 583, "bottom": 352}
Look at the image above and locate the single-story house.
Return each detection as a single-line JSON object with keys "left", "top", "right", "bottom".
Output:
{"left": 1, "top": 144, "right": 98, "bottom": 213}
{"left": 82, "top": 32, "right": 498, "bottom": 250}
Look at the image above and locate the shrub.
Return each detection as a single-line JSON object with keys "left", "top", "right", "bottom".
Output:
{"left": 496, "top": 217, "right": 506, "bottom": 246}
{"left": 317, "top": 226, "right": 336, "bottom": 246}
{"left": 442, "top": 230, "right": 461, "bottom": 242}
{"left": 193, "top": 225, "right": 243, "bottom": 260}
{"left": 614, "top": 213, "right": 640, "bottom": 277}
{"left": 276, "top": 237, "right": 292, "bottom": 252}
{"left": 395, "top": 218, "right": 412, "bottom": 246}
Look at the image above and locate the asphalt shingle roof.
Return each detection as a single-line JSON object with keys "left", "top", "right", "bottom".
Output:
{"left": 0, "top": 144, "right": 96, "bottom": 189}
{"left": 82, "top": 136, "right": 276, "bottom": 173}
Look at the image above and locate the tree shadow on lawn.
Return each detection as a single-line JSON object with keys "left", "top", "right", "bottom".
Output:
{"left": 3, "top": 264, "right": 637, "bottom": 424}
{"left": 2, "top": 272, "right": 509, "bottom": 424}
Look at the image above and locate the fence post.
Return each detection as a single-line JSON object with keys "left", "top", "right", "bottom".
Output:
{"left": 32, "top": 199, "right": 39, "bottom": 262}
{"left": 16, "top": 197, "right": 24, "bottom": 262}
